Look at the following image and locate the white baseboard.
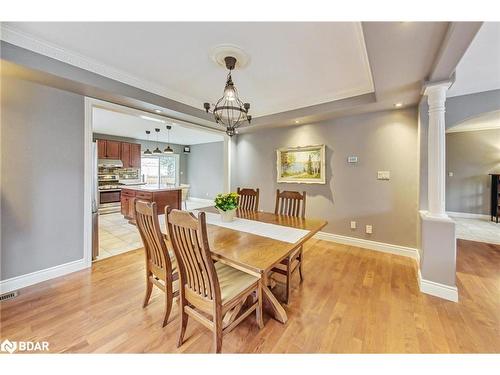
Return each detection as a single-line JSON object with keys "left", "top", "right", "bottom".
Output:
{"left": 314, "top": 231, "right": 420, "bottom": 261}
{"left": 447, "top": 211, "right": 490, "bottom": 220}
{"left": 188, "top": 197, "right": 214, "bottom": 204}
{"left": 0, "top": 258, "right": 88, "bottom": 294}
{"left": 418, "top": 270, "right": 458, "bottom": 302}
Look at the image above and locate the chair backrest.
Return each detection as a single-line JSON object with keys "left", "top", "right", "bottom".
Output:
{"left": 274, "top": 189, "right": 306, "bottom": 218}
{"left": 237, "top": 187, "right": 260, "bottom": 211}
{"left": 135, "top": 200, "right": 174, "bottom": 277}
{"left": 166, "top": 208, "right": 221, "bottom": 303}
{"left": 180, "top": 185, "right": 190, "bottom": 201}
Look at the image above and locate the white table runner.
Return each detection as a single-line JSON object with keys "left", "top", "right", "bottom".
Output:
{"left": 160, "top": 211, "right": 309, "bottom": 244}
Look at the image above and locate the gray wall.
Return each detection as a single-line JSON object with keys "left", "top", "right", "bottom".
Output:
{"left": 1, "top": 75, "right": 84, "bottom": 280}
{"left": 232, "top": 108, "right": 419, "bottom": 248}
{"left": 92, "top": 133, "right": 189, "bottom": 184}
{"left": 446, "top": 129, "right": 500, "bottom": 215}
{"left": 187, "top": 142, "right": 225, "bottom": 199}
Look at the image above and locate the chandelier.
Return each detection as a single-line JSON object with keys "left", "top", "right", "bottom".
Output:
{"left": 204, "top": 56, "right": 251, "bottom": 137}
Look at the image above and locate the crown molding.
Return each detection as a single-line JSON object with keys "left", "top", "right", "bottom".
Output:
{"left": 1, "top": 23, "right": 376, "bottom": 119}
{"left": 0, "top": 24, "right": 203, "bottom": 109}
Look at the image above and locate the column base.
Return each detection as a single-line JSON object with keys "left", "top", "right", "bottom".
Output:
{"left": 418, "top": 210, "right": 458, "bottom": 302}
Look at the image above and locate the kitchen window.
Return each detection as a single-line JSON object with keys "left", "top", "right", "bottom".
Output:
{"left": 141, "top": 154, "right": 180, "bottom": 186}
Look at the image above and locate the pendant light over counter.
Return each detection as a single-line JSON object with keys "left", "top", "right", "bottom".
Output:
{"left": 143, "top": 130, "right": 152, "bottom": 155}
{"left": 164, "top": 125, "right": 174, "bottom": 154}
{"left": 152, "top": 128, "right": 162, "bottom": 154}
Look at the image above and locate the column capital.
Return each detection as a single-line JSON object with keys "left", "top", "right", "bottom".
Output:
{"left": 422, "top": 80, "right": 453, "bottom": 97}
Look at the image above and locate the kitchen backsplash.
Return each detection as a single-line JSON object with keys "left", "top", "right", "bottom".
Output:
{"left": 116, "top": 168, "right": 140, "bottom": 180}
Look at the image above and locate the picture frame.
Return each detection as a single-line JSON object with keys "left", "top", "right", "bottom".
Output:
{"left": 276, "top": 144, "right": 326, "bottom": 184}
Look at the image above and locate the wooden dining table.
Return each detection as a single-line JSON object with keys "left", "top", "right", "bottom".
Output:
{"left": 158, "top": 206, "right": 327, "bottom": 324}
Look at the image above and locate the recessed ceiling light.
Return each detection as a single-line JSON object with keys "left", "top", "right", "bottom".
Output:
{"left": 295, "top": 120, "right": 300, "bottom": 124}
{"left": 154, "top": 109, "right": 162, "bottom": 113}
{"left": 140, "top": 115, "right": 165, "bottom": 123}
{"left": 394, "top": 103, "right": 403, "bottom": 108}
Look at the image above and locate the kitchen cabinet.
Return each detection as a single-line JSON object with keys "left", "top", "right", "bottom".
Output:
{"left": 97, "top": 139, "right": 141, "bottom": 166}
{"left": 121, "top": 187, "right": 182, "bottom": 221}
{"left": 120, "top": 142, "right": 142, "bottom": 168}
{"left": 97, "top": 140, "right": 106, "bottom": 159}
{"left": 121, "top": 142, "right": 131, "bottom": 168}
{"left": 105, "top": 140, "right": 121, "bottom": 159}
{"left": 97, "top": 139, "right": 122, "bottom": 159}
{"left": 130, "top": 143, "right": 141, "bottom": 168}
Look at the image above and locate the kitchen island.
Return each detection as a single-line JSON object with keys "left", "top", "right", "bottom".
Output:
{"left": 121, "top": 185, "right": 182, "bottom": 222}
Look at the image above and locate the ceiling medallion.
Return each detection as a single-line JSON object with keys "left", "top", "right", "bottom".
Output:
{"left": 203, "top": 56, "right": 251, "bottom": 137}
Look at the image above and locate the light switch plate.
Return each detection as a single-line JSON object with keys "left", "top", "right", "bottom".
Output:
{"left": 366, "top": 225, "right": 373, "bottom": 234}
{"left": 347, "top": 156, "right": 358, "bottom": 163}
{"left": 350, "top": 221, "right": 357, "bottom": 229}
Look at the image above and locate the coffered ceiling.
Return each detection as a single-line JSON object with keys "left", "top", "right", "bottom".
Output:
{"left": 1, "top": 22, "right": 373, "bottom": 117}
{"left": 2, "top": 21, "right": 472, "bottom": 130}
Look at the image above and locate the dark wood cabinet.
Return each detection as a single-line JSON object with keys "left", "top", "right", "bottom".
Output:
{"left": 105, "top": 140, "right": 121, "bottom": 159}
{"left": 97, "top": 140, "right": 106, "bottom": 159}
{"left": 121, "top": 142, "right": 131, "bottom": 168}
{"left": 490, "top": 174, "right": 500, "bottom": 223}
{"left": 121, "top": 187, "right": 181, "bottom": 222}
{"left": 130, "top": 143, "right": 141, "bottom": 168}
{"left": 97, "top": 139, "right": 141, "bottom": 166}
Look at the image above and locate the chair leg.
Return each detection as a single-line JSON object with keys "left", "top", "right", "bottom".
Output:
{"left": 214, "top": 315, "right": 223, "bottom": 353}
{"left": 162, "top": 281, "right": 173, "bottom": 327}
{"left": 285, "top": 257, "right": 291, "bottom": 304}
{"left": 143, "top": 275, "right": 153, "bottom": 308}
{"left": 298, "top": 249, "right": 304, "bottom": 282}
{"left": 177, "top": 303, "right": 189, "bottom": 348}
{"left": 256, "top": 282, "right": 264, "bottom": 329}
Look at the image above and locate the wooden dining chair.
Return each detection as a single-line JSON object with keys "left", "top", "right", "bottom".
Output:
{"left": 135, "top": 200, "right": 178, "bottom": 327}
{"left": 166, "top": 207, "right": 263, "bottom": 353}
{"left": 236, "top": 187, "right": 260, "bottom": 211}
{"left": 272, "top": 189, "right": 306, "bottom": 304}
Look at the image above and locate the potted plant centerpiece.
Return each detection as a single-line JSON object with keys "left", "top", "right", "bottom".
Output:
{"left": 214, "top": 192, "right": 239, "bottom": 222}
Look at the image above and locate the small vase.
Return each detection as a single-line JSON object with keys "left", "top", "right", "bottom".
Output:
{"left": 218, "top": 208, "right": 236, "bottom": 222}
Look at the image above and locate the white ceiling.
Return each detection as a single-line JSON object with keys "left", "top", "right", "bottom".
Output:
{"left": 3, "top": 22, "right": 374, "bottom": 117}
{"left": 92, "top": 107, "right": 224, "bottom": 145}
{"left": 448, "top": 22, "right": 500, "bottom": 97}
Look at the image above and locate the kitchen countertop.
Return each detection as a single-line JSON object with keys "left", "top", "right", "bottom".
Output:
{"left": 121, "top": 185, "right": 182, "bottom": 192}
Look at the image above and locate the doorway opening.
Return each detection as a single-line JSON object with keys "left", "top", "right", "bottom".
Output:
{"left": 84, "top": 98, "right": 228, "bottom": 264}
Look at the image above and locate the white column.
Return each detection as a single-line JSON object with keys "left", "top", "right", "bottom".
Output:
{"left": 424, "top": 81, "right": 452, "bottom": 217}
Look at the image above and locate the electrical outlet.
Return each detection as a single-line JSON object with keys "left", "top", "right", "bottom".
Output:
{"left": 366, "top": 225, "right": 373, "bottom": 234}
{"left": 350, "top": 221, "right": 357, "bottom": 229}
{"left": 448, "top": 172, "right": 453, "bottom": 177}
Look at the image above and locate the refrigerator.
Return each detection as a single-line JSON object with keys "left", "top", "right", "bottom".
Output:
{"left": 92, "top": 142, "right": 99, "bottom": 260}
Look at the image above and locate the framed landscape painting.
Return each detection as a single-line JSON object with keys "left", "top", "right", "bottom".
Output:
{"left": 276, "top": 144, "right": 326, "bottom": 184}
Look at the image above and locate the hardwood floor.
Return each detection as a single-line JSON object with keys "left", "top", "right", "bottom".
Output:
{"left": 1, "top": 238, "right": 499, "bottom": 353}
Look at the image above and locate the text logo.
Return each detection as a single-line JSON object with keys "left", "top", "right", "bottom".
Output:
{"left": 0, "top": 339, "right": 49, "bottom": 353}
{"left": 1, "top": 339, "right": 17, "bottom": 354}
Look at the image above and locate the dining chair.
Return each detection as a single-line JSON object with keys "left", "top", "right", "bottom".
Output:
{"left": 166, "top": 207, "right": 264, "bottom": 353}
{"left": 272, "top": 189, "right": 306, "bottom": 304}
{"left": 180, "top": 184, "right": 190, "bottom": 210}
{"left": 135, "top": 200, "right": 178, "bottom": 327}
{"left": 236, "top": 187, "right": 260, "bottom": 211}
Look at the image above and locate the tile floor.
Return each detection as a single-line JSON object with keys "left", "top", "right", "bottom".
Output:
{"left": 451, "top": 215, "right": 500, "bottom": 245}
{"left": 96, "top": 199, "right": 214, "bottom": 260}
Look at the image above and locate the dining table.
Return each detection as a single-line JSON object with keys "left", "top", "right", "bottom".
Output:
{"left": 158, "top": 206, "right": 327, "bottom": 324}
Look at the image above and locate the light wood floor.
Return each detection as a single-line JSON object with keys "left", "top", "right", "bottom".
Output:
{"left": 1, "top": 239, "right": 499, "bottom": 353}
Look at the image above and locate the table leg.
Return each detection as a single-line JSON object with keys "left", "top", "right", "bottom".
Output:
{"left": 262, "top": 272, "right": 288, "bottom": 324}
